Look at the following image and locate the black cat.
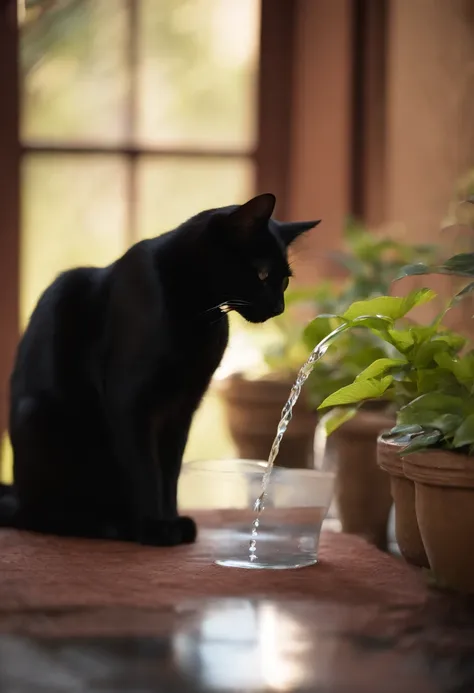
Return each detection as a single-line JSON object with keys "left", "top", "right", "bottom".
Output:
{"left": 0, "top": 193, "right": 319, "bottom": 546}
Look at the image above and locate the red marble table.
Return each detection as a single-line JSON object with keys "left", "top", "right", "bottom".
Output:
{"left": 1, "top": 521, "right": 473, "bottom": 692}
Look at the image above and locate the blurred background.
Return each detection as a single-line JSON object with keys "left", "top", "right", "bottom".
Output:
{"left": 0, "top": 0, "right": 474, "bottom": 476}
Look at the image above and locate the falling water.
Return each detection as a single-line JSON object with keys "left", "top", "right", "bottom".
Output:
{"left": 248, "top": 318, "right": 384, "bottom": 563}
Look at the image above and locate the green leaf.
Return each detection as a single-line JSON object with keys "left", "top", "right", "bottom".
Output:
{"left": 396, "top": 263, "right": 431, "bottom": 280}
{"left": 321, "top": 407, "right": 358, "bottom": 436}
{"left": 434, "top": 332, "right": 467, "bottom": 352}
{"left": 397, "top": 406, "right": 466, "bottom": 433}
{"left": 428, "top": 413, "right": 463, "bottom": 436}
{"left": 341, "top": 289, "right": 436, "bottom": 322}
{"left": 399, "top": 392, "right": 464, "bottom": 418}
{"left": 380, "top": 324, "right": 461, "bottom": 361}
{"left": 318, "top": 376, "right": 393, "bottom": 409}
{"left": 453, "top": 414, "right": 474, "bottom": 448}
{"left": 443, "top": 253, "right": 474, "bottom": 275}
{"left": 401, "top": 430, "right": 443, "bottom": 455}
{"left": 390, "top": 424, "right": 424, "bottom": 436}
{"left": 349, "top": 316, "right": 394, "bottom": 331}
{"left": 434, "top": 351, "right": 457, "bottom": 372}
{"left": 450, "top": 281, "right": 474, "bottom": 307}
{"left": 434, "top": 351, "right": 474, "bottom": 387}
{"left": 416, "top": 369, "right": 459, "bottom": 396}
{"left": 355, "top": 358, "right": 407, "bottom": 381}
{"left": 412, "top": 337, "right": 460, "bottom": 368}
{"left": 410, "top": 325, "right": 438, "bottom": 345}
{"left": 398, "top": 254, "right": 474, "bottom": 280}
{"left": 385, "top": 329, "right": 416, "bottom": 353}
{"left": 396, "top": 389, "right": 468, "bottom": 430}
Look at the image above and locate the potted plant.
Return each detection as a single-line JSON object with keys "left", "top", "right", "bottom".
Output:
{"left": 308, "top": 256, "right": 474, "bottom": 590}
{"left": 396, "top": 224, "right": 474, "bottom": 591}
{"left": 305, "top": 287, "right": 453, "bottom": 562}
{"left": 300, "top": 225, "right": 437, "bottom": 549}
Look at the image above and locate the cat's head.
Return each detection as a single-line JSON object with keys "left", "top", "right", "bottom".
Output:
{"left": 205, "top": 193, "right": 320, "bottom": 324}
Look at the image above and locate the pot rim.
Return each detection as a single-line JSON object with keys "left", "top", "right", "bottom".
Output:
{"left": 216, "top": 373, "right": 312, "bottom": 404}
{"left": 377, "top": 430, "right": 405, "bottom": 477}
{"left": 403, "top": 448, "right": 474, "bottom": 489}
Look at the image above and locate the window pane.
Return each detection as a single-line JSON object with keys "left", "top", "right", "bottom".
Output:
{"left": 137, "top": 157, "right": 254, "bottom": 239}
{"left": 21, "top": 155, "right": 128, "bottom": 326}
{"left": 137, "top": 0, "right": 260, "bottom": 150}
{"left": 21, "top": 0, "right": 128, "bottom": 143}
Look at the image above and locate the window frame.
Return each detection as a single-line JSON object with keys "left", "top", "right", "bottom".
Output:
{"left": 0, "top": 0, "right": 20, "bottom": 461}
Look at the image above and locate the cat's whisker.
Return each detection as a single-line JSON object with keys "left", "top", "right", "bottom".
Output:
{"left": 203, "top": 302, "right": 229, "bottom": 315}
{"left": 202, "top": 299, "right": 251, "bottom": 316}
{"left": 219, "top": 299, "right": 253, "bottom": 314}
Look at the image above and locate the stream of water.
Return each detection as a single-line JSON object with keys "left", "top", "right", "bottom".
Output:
{"left": 248, "top": 318, "right": 380, "bottom": 563}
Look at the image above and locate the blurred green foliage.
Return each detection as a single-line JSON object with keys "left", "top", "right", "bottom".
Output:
{"left": 261, "top": 219, "right": 439, "bottom": 408}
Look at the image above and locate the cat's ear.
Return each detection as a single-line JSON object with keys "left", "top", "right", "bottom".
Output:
{"left": 227, "top": 193, "right": 276, "bottom": 239}
{"left": 278, "top": 219, "right": 321, "bottom": 247}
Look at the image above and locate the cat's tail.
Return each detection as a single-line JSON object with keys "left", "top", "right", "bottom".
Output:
{"left": 0, "top": 483, "right": 19, "bottom": 528}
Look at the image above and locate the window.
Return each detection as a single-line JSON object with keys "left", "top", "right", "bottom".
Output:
{"left": 16, "top": 0, "right": 261, "bottom": 463}
{"left": 21, "top": 0, "right": 260, "bottom": 323}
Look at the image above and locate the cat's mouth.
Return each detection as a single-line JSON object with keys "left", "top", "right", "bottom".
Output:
{"left": 217, "top": 299, "right": 252, "bottom": 315}
{"left": 235, "top": 303, "right": 284, "bottom": 324}
{"left": 218, "top": 299, "right": 284, "bottom": 323}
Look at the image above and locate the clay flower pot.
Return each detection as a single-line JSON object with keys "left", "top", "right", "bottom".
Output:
{"left": 218, "top": 374, "right": 317, "bottom": 469}
{"left": 377, "top": 434, "right": 429, "bottom": 568}
{"left": 329, "top": 410, "right": 394, "bottom": 550}
{"left": 403, "top": 450, "right": 474, "bottom": 593}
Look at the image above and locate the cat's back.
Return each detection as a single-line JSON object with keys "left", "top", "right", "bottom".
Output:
{"left": 11, "top": 266, "right": 108, "bottom": 397}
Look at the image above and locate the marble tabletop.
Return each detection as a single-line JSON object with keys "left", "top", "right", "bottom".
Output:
{"left": 1, "top": 521, "right": 474, "bottom": 692}
{"left": 1, "top": 595, "right": 474, "bottom": 692}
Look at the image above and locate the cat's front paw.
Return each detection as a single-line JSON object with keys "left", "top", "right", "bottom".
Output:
{"left": 178, "top": 515, "right": 197, "bottom": 544}
{"left": 140, "top": 516, "right": 197, "bottom": 547}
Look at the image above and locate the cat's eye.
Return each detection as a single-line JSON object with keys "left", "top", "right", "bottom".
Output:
{"left": 258, "top": 268, "right": 269, "bottom": 281}
{"left": 282, "top": 276, "right": 289, "bottom": 291}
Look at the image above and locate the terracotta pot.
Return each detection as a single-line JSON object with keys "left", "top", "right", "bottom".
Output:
{"left": 377, "top": 435, "right": 429, "bottom": 568}
{"left": 329, "top": 410, "right": 394, "bottom": 549}
{"left": 404, "top": 450, "right": 474, "bottom": 593}
{"left": 218, "top": 374, "right": 316, "bottom": 468}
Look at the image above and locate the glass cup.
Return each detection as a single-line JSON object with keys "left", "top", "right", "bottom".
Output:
{"left": 179, "top": 459, "right": 335, "bottom": 570}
